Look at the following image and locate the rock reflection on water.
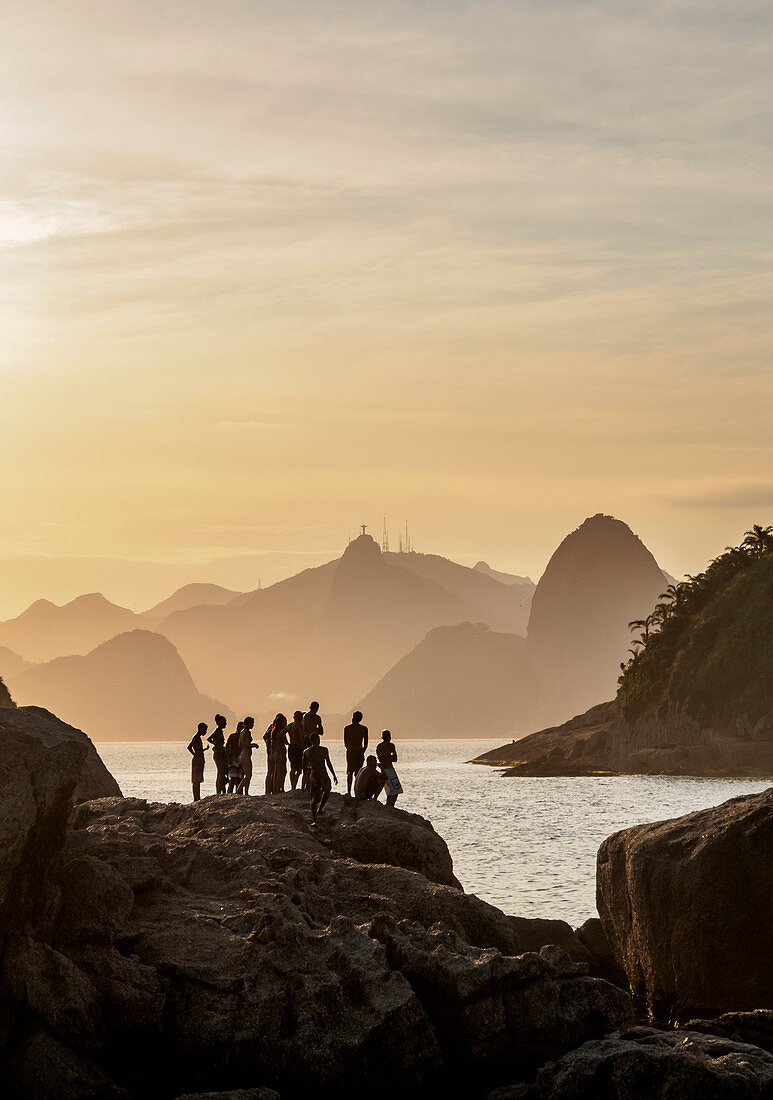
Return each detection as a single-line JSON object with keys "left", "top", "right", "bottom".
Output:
{"left": 96, "top": 738, "right": 769, "bottom": 927}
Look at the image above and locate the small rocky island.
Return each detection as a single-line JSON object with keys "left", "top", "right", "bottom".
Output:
{"left": 1, "top": 697, "right": 771, "bottom": 1098}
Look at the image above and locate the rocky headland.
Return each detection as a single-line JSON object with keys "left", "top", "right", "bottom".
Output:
{"left": 1, "top": 704, "right": 771, "bottom": 1098}
{"left": 474, "top": 529, "right": 773, "bottom": 778}
{"left": 472, "top": 699, "right": 773, "bottom": 777}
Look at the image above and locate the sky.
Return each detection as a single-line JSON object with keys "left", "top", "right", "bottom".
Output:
{"left": 1, "top": 0, "right": 772, "bottom": 617}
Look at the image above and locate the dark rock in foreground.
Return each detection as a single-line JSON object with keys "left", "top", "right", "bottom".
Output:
{"left": 685, "top": 1011, "right": 773, "bottom": 1056}
{"left": 0, "top": 706, "right": 119, "bottom": 956}
{"left": 24, "top": 792, "right": 627, "bottom": 1097}
{"left": 597, "top": 786, "right": 773, "bottom": 1021}
{"left": 8, "top": 709, "right": 773, "bottom": 1098}
{"left": 490, "top": 1026, "right": 773, "bottom": 1099}
{"left": 0, "top": 705, "right": 121, "bottom": 803}
{"left": 0, "top": 707, "right": 632, "bottom": 1100}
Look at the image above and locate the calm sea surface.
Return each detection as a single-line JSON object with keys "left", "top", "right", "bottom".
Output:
{"left": 96, "top": 739, "right": 770, "bottom": 928}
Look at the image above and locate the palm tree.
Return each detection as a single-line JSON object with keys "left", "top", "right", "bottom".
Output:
{"left": 742, "top": 524, "right": 773, "bottom": 558}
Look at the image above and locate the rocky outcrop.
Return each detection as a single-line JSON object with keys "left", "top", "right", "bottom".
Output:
{"left": 596, "top": 787, "right": 773, "bottom": 1021}
{"left": 0, "top": 741, "right": 632, "bottom": 1099}
{"left": 685, "top": 1010, "right": 773, "bottom": 1055}
{"left": 0, "top": 705, "right": 120, "bottom": 802}
{"left": 6, "top": 708, "right": 773, "bottom": 1097}
{"left": 0, "top": 707, "right": 120, "bottom": 960}
{"left": 473, "top": 699, "right": 773, "bottom": 777}
{"left": 0, "top": 675, "right": 12, "bottom": 708}
{"left": 491, "top": 1026, "right": 773, "bottom": 1099}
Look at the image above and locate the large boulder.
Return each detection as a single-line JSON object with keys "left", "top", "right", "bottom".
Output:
{"left": 597, "top": 787, "right": 773, "bottom": 1020}
{"left": 0, "top": 716, "right": 89, "bottom": 949}
{"left": 322, "top": 796, "right": 461, "bottom": 886}
{"left": 491, "top": 1025, "right": 773, "bottom": 1099}
{"left": 0, "top": 706, "right": 120, "bottom": 803}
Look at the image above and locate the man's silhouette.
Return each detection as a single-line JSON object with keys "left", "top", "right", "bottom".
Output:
{"left": 286, "top": 710, "right": 305, "bottom": 790}
{"left": 301, "top": 701, "right": 323, "bottom": 790}
{"left": 343, "top": 710, "right": 368, "bottom": 796}
{"left": 302, "top": 731, "right": 337, "bottom": 825}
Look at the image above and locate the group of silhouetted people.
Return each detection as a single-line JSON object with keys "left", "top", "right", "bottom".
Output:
{"left": 187, "top": 703, "right": 403, "bottom": 824}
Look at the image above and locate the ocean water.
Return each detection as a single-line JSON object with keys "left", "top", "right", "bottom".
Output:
{"left": 96, "top": 738, "right": 770, "bottom": 928}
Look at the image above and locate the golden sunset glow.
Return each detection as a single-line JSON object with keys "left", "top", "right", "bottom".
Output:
{"left": 2, "top": 1, "right": 772, "bottom": 615}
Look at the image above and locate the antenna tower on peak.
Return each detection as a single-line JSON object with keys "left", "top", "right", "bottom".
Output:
{"left": 381, "top": 517, "right": 389, "bottom": 552}
{"left": 404, "top": 519, "right": 413, "bottom": 554}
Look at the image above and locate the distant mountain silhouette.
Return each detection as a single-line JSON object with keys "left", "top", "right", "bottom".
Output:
{"left": 359, "top": 621, "right": 525, "bottom": 738}
{"left": 141, "top": 582, "right": 243, "bottom": 621}
{"left": 0, "top": 594, "right": 138, "bottom": 663}
{"left": 0, "top": 522, "right": 667, "bottom": 738}
{"left": 355, "top": 515, "right": 668, "bottom": 737}
{"left": 0, "top": 645, "right": 32, "bottom": 680}
{"left": 9, "top": 630, "right": 228, "bottom": 741}
{"left": 474, "top": 561, "right": 533, "bottom": 586}
{"left": 159, "top": 535, "right": 529, "bottom": 715}
{"left": 522, "top": 514, "right": 667, "bottom": 727}
{"left": 384, "top": 551, "right": 534, "bottom": 633}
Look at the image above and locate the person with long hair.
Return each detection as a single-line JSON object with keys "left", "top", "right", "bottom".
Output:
{"left": 226, "top": 720, "right": 243, "bottom": 793}
{"left": 267, "top": 713, "right": 288, "bottom": 794}
{"left": 376, "top": 729, "right": 402, "bottom": 807}
{"left": 207, "top": 713, "right": 228, "bottom": 795}
{"left": 236, "top": 716, "right": 255, "bottom": 795}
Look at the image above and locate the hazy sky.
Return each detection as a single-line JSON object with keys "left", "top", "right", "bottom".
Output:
{"left": 2, "top": 1, "right": 772, "bottom": 616}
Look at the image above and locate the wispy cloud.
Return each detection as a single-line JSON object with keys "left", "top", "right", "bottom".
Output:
{"left": 2, "top": 0, "right": 773, "bottom": 606}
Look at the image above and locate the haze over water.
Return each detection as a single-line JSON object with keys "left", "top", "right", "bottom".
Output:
{"left": 98, "top": 739, "right": 769, "bottom": 927}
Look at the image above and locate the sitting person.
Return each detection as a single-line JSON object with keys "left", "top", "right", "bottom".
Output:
{"left": 353, "top": 755, "right": 385, "bottom": 801}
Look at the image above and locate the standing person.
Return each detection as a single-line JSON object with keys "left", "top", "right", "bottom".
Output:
{"left": 376, "top": 730, "right": 402, "bottom": 807}
{"left": 226, "top": 720, "right": 243, "bottom": 794}
{"left": 187, "top": 722, "right": 209, "bottom": 802}
{"left": 207, "top": 714, "right": 228, "bottom": 795}
{"left": 237, "top": 716, "right": 255, "bottom": 795}
{"left": 301, "top": 701, "right": 323, "bottom": 790}
{"left": 343, "top": 711, "right": 368, "bottom": 796}
{"left": 302, "top": 701, "right": 323, "bottom": 740}
{"left": 268, "top": 713, "right": 288, "bottom": 794}
{"left": 286, "top": 710, "right": 305, "bottom": 790}
{"left": 302, "top": 731, "right": 337, "bottom": 826}
{"left": 262, "top": 719, "right": 274, "bottom": 794}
